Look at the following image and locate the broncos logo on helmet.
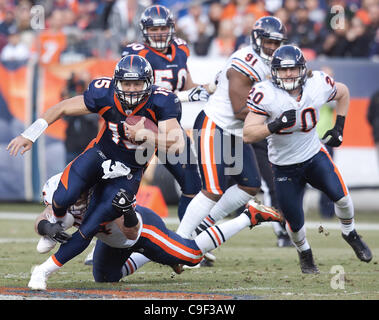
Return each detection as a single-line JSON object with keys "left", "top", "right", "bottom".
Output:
{"left": 140, "top": 5, "right": 175, "bottom": 51}
{"left": 251, "top": 16, "right": 287, "bottom": 63}
{"left": 113, "top": 55, "right": 154, "bottom": 111}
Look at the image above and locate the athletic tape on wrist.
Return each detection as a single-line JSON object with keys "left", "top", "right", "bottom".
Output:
{"left": 21, "top": 118, "right": 48, "bottom": 142}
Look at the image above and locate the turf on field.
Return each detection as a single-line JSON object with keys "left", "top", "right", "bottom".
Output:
{"left": 0, "top": 203, "right": 379, "bottom": 300}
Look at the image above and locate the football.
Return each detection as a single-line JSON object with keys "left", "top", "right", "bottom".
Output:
{"left": 125, "top": 115, "right": 158, "bottom": 133}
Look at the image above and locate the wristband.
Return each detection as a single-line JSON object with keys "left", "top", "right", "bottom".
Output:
{"left": 21, "top": 118, "right": 48, "bottom": 142}
{"left": 267, "top": 120, "right": 281, "bottom": 134}
{"left": 335, "top": 115, "right": 345, "bottom": 131}
{"left": 176, "top": 89, "right": 190, "bottom": 102}
{"left": 123, "top": 207, "right": 139, "bottom": 227}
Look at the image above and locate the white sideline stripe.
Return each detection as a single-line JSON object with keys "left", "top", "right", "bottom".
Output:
{"left": 2, "top": 212, "right": 379, "bottom": 231}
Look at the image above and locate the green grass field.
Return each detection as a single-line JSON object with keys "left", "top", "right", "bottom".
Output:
{"left": 1, "top": 202, "right": 379, "bottom": 300}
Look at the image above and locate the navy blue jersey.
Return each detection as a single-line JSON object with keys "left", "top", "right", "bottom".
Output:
{"left": 121, "top": 38, "right": 190, "bottom": 92}
{"left": 83, "top": 77, "right": 182, "bottom": 168}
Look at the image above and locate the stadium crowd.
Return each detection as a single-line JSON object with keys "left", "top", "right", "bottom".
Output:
{"left": 1, "top": 0, "right": 379, "bottom": 66}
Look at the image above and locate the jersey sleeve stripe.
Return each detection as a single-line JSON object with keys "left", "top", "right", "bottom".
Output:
{"left": 231, "top": 61, "right": 259, "bottom": 82}
{"left": 247, "top": 101, "right": 269, "bottom": 116}
{"left": 248, "top": 105, "right": 269, "bottom": 116}
{"left": 231, "top": 58, "right": 261, "bottom": 81}
{"left": 327, "top": 88, "right": 337, "bottom": 102}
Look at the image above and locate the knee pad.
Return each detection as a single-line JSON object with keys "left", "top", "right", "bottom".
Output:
{"left": 335, "top": 194, "right": 352, "bottom": 209}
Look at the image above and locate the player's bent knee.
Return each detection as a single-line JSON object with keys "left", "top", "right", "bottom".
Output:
{"left": 335, "top": 194, "right": 351, "bottom": 208}
{"left": 238, "top": 185, "right": 259, "bottom": 196}
{"left": 201, "top": 189, "right": 222, "bottom": 202}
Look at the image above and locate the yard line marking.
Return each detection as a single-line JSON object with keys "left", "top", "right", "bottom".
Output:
{"left": 2, "top": 212, "right": 379, "bottom": 230}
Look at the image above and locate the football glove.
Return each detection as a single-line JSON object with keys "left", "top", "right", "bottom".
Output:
{"left": 37, "top": 220, "right": 72, "bottom": 244}
{"left": 267, "top": 109, "right": 297, "bottom": 133}
{"left": 112, "top": 189, "right": 138, "bottom": 227}
{"left": 188, "top": 85, "right": 210, "bottom": 102}
{"left": 321, "top": 115, "right": 345, "bottom": 147}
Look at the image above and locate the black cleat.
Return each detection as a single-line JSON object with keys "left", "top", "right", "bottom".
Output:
{"left": 298, "top": 249, "right": 320, "bottom": 274}
{"left": 342, "top": 230, "right": 372, "bottom": 262}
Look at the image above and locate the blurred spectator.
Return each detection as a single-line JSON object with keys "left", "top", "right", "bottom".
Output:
{"left": 343, "top": 16, "right": 373, "bottom": 56}
{"left": 367, "top": 87, "right": 379, "bottom": 169}
{"left": 32, "top": 9, "right": 67, "bottom": 64}
{"left": 274, "top": 6, "right": 290, "bottom": 30}
{"left": 60, "top": 32, "right": 92, "bottom": 64}
{"left": 176, "top": 1, "right": 214, "bottom": 56}
{"left": 234, "top": 13, "right": 256, "bottom": 50}
{"left": 287, "top": 2, "right": 320, "bottom": 53}
{"left": 207, "top": 1, "right": 224, "bottom": 39}
{"left": 0, "top": 26, "right": 30, "bottom": 68}
{"left": 221, "top": 0, "right": 268, "bottom": 38}
{"left": 15, "top": 0, "right": 32, "bottom": 32}
{"left": 62, "top": 72, "right": 99, "bottom": 164}
{"left": 283, "top": 0, "right": 299, "bottom": 22}
{"left": 106, "top": 0, "right": 146, "bottom": 45}
{"left": 305, "top": 0, "right": 325, "bottom": 24}
{"left": 208, "top": 19, "right": 236, "bottom": 58}
{"left": 265, "top": 0, "right": 283, "bottom": 14}
{"left": 0, "top": 5, "right": 17, "bottom": 36}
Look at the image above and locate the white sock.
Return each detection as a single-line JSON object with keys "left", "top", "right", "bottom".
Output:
{"left": 285, "top": 224, "right": 310, "bottom": 252}
{"left": 195, "top": 213, "right": 250, "bottom": 253}
{"left": 122, "top": 253, "right": 150, "bottom": 277}
{"left": 39, "top": 256, "right": 61, "bottom": 275}
{"left": 176, "top": 191, "right": 216, "bottom": 238}
{"left": 207, "top": 185, "right": 253, "bottom": 222}
{"left": 335, "top": 194, "right": 355, "bottom": 235}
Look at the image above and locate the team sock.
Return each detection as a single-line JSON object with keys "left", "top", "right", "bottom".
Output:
{"left": 334, "top": 195, "right": 355, "bottom": 235}
{"left": 176, "top": 191, "right": 216, "bottom": 238}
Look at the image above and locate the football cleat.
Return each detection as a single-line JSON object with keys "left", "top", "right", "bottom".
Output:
{"left": 170, "top": 264, "right": 184, "bottom": 274}
{"left": 36, "top": 236, "right": 57, "bottom": 254}
{"left": 342, "top": 230, "right": 372, "bottom": 262}
{"left": 244, "top": 199, "right": 283, "bottom": 227}
{"left": 28, "top": 265, "right": 50, "bottom": 290}
{"left": 298, "top": 249, "right": 320, "bottom": 274}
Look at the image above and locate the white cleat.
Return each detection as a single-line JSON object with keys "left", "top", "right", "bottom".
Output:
{"left": 28, "top": 265, "right": 50, "bottom": 291}
{"left": 36, "top": 236, "right": 57, "bottom": 254}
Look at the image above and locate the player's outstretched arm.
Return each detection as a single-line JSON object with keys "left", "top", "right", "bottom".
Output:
{"left": 7, "top": 95, "right": 91, "bottom": 156}
{"left": 321, "top": 82, "right": 350, "bottom": 147}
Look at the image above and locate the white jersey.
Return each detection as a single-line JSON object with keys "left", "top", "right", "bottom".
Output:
{"left": 204, "top": 45, "right": 270, "bottom": 137}
{"left": 247, "top": 71, "right": 337, "bottom": 165}
{"left": 41, "top": 173, "right": 142, "bottom": 249}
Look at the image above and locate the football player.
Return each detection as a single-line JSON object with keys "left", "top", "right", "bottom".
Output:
{"left": 8, "top": 54, "right": 185, "bottom": 278}
{"left": 28, "top": 173, "right": 283, "bottom": 289}
{"left": 176, "top": 16, "right": 288, "bottom": 247}
{"left": 243, "top": 45, "right": 372, "bottom": 273}
{"left": 104, "top": 4, "right": 210, "bottom": 271}
{"left": 121, "top": 5, "right": 211, "bottom": 221}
